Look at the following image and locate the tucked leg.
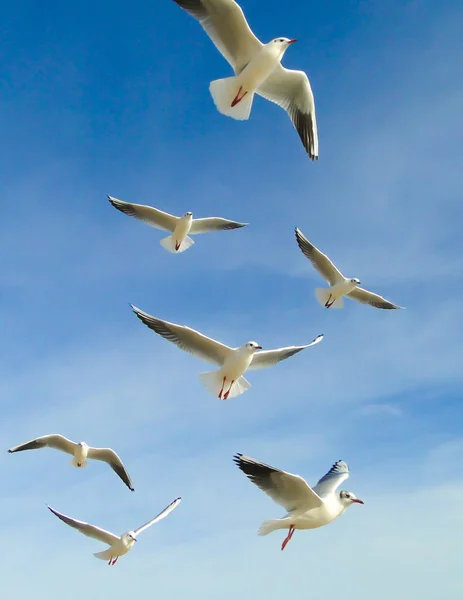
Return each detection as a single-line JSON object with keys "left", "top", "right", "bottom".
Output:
{"left": 231, "top": 87, "right": 248, "bottom": 107}
{"left": 218, "top": 377, "right": 226, "bottom": 399}
{"left": 281, "top": 525, "right": 295, "bottom": 551}
{"left": 223, "top": 380, "right": 235, "bottom": 400}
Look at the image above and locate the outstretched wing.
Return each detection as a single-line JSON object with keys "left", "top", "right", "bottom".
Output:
{"left": 108, "top": 196, "right": 177, "bottom": 232}
{"left": 257, "top": 67, "right": 319, "bottom": 160}
{"left": 47, "top": 506, "right": 119, "bottom": 545}
{"left": 189, "top": 217, "right": 248, "bottom": 234}
{"left": 134, "top": 498, "right": 182, "bottom": 537}
{"left": 295, "top": 228, "right": 344, "bottom": 285}
{"left": 130, "top": 305, "right": 233, "bottom": 365}
{"left": 234, "top": 453, "right": 322, "bottom": 511}
{"left": 347, "top": 287, "right": 403, "bottom": 310}
{"left": 8, "top": 434, "right": 76, "bottom": 456}
{"left": 172, "top": 0, "right": 263, "bottom": 73}
{"left": 249, "top": 335, "right": 323, "bottom": 370}
{"left": 313, "top": 461, "right": 350, "bottom": 496}
{"left": 87, "top": 447, "right": 134, "bottom": 491}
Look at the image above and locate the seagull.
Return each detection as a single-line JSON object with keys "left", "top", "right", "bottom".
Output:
{"left": 8, "top": 434, "right": 135, "bottom": 491}
{"left": 172, "top": 0, "right": 319, "bottom": 160}
{"left": 108, "top": 195, "right": 248, "bottom": 254}
{"left": 295, "top": 228, "right": 404, "bottom": 310}
{"left": 47, "top": 498, "right": 181, "bottom": 565}
{"left": 234, "top": 454, "right": 363, "bottom": 550}
{"left": 130, "top": 304, "right": 323, "bottom": 400}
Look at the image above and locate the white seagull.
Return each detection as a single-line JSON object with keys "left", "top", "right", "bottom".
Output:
{"left": 108, "top": 195, "right": 248, "bottom": 254}
{"left": 234, "top": 454, "right": 363, "bottom": 550}
{"left": 295, "top": 228, "right": 404, "bottom": 310}
{"left": 172, "top": 0, "right": 319, "bottom": 160}
{"left": 130, "top": 305, "right": 323, "bottom": 400}
{"left": 8, "top": 434, "right": 135, "bottom": 491}
{"left": 47, "top": 498, "right": 181, "bottom": 565}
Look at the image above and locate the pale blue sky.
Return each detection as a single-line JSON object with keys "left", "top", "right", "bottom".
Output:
{"left": 1, "top": 0, "right": 462, "bottom": 598}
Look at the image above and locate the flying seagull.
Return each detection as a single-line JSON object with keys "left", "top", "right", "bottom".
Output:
{"left": 8, "top": 434, "right": 135, "bottom": 491}
{"left": 234, "top": 453, "right": 363, "bottom": 550}
{"left": 47, "top": 498, "right": 181, "bottom": 565}
{"left": 130, "top": 304, "right": 323, "bottom": 400}
{"left": 295, "top": 228, "right": 404, "bottom": 309}
{"left": 172, "top": 0, "right": 319, "bottom": 160}
{"left": 108, "top": 195, "right": 248, "bottom": 254}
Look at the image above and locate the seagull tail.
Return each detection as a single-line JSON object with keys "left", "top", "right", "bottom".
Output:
{"left": 70, "top": 458, "right": 88, "bottom": 468}
{"left": 209, "top": 76, "right": 254, "bottom": 121}
{"left": 315, "top": 288, "right": 344, "bottom": 309}
{"left": 94, "top": 548, "right": 113, "bottom": 561}
{"left": 199, "top": 372, "right": 251, "bottom": 399}
{"left": 258, "top": 520, "right": 283, "bottom": 536}
{"left": 160, "top": 234, "right": 194, "bottom": 254}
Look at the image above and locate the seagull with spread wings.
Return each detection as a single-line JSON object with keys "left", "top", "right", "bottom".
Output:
{"left": 47, "top": 498, "right": 181, "bottom": 565}
{"left": 234, "top": 454, "right": 363, "bottom": 550}
{"left": 130, "top": 304, "right": 323, "bottom": 400}
{"left": 172, "top": 0, "right": 319, "bottom": 160}
{"left": 108, "top": 195, "right": 247, "bottom": 254}
{"left": 8, "top": 434, "right": 135, "bottom": 491}
{"left": 295, "top": 227, "right": 404, "bottom": 310}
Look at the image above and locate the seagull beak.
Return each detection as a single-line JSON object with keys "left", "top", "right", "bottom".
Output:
{"left": 133, "top": 537, "right": 137, "bottom": 542}
{"left": 256, "top": 345, "right": 262, "bottom": 350}
{"left": 352, "top": 499, "right": 364, "bottom": 505}
{"left": 287, "top": 39, "right": 297, "bottom": 44}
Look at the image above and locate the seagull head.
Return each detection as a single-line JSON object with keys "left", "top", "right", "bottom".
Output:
{"left": 350, "top": 278, "right": 361, "bottom": 286}
{"left": 245, "top": 341, "right": 262, "bottom": 352}
{"left": 77, "top": 442, "right": 88, "bottom": 448}
{"left": 124, "top": 531, "right": 137, "bottom": 544}
{"left": 340, "top": 490, "right": 364, "bottom": 506}
{"left": 269, "top": 38, "right": 297, "bottom": 55}
{"left": 183, "top": 211, "right": 193, "bottom": 218}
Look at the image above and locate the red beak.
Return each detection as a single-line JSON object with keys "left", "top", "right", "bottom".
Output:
{"left": 352, "top": 499, "right": 364, "bottom": 505}
{"left": 256, "top": 345, "right": 262, "bottom": 350}
{"left": 288, "top": 39, "right": 297, "bottom": 44}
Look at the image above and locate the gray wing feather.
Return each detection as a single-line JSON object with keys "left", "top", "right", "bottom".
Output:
{"left": 313, "top": 460, "right": 350, "bottom": 496}
{"left": 248, "top": 335, "right": 323, "bottom": 370}
{"left": 47, "top": 506, "right": 119, "bottom": 545}
{"left": 172, "top": 0, "right": 262, "bottom": 73}
{"left": 8, "top": 434, "right": 76, "bottom": 456}
{"left": 134, "top": 498, "right": 182, "bottom": 536}
{"left": 86, "top": 447, "right": 134, "bottom": 491}
{"left": 108, "top": 196, "right": 177, "bottom": 232}
{"left": 295, "top": 228, "right": 344, "bottom": 285}
{"left": 130, "top": 305, "right": 232, "bottom": 365}
{"left": 189, "top": 217, "right": 248, "bottom": 234}
{"left": 234, "top": 454, "right": 322, "bottom": 511}
{"left": 347, "top": 287, "right": 403, "bottom": 310}
{"left": 257, "top": 67, "right": 319, "bottom": 160}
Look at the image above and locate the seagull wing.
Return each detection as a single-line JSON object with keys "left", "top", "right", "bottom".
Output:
{"left": 257, "top": 66, "right": 319, "bottom": 160}
{"left": 295, "top": 228, "right": 344, "bottom": 285}
{"left": 47, "top": 506, "right": 120, "bottom": 545}
{"left": 87, "top": 447, "right": 135, "bottom": 491}
{"left": 234, "top": 454, "right": 322, "bottom": 511}
{"left": 8, "top": 434, "right": 76, "bottom": 456}
{"left": 347, "top": 287, "right": 403, "bottom": 310}
{"left": 248, "top": 335, "right": 323, "bottom": 370}
{"left": 313, "top": 460, "right": 350, "bottom": 496}
{"left": 172, "top": 0, "right": 263, "bottom": 73}
{"left": 189, "top": 217, "right": 248, "bottom": 234}
{"left": 108, "top": 196, "right": 177, "bottom": 232}
{"left": 134, "top": 497, "right": 182, "bottom": 537}
{"left": 130, "top": 305, "right": 233, "bottom": 365}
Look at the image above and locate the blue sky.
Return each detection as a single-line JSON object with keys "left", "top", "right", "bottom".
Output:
{"left": 1, "top": 0, "right": 462, "bottom": 597}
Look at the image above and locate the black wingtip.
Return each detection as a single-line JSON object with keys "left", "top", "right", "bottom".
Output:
{"left": 7, "top": 449, "right": 13, "bottom": 453}
{"left": 233, "top": 453, "right": 243, "bottom": 467}
{"left": 130, "top": 487, "right": 135, "bottom": 492}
